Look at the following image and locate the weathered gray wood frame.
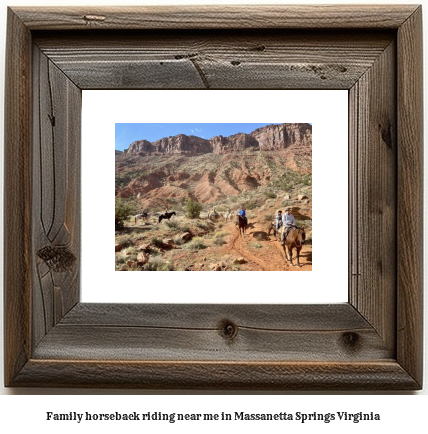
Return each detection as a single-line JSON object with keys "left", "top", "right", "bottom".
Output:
{"left": 4, "top": 5, "right": 423, "bottom": 389}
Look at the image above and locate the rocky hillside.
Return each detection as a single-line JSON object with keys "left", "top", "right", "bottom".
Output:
{"left": 116, "top": 123, "right": 311, "bottom": 208}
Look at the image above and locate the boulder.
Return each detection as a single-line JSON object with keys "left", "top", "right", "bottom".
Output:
{"left": 298, "top": 194, "right": 308, "bottom": 201}
{"left": 137, "top": 243, "right": 151, "bottom": 251}
{"left": 233, "top": 257, "right": 247, "bottom": 264}
{"left": 180, "top": 232, "right": 192, "bottom": 241}
{"left": 115, "top": 244, "right": 122, "bottom": 252}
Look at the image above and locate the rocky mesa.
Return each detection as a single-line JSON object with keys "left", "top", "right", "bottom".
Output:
{"left": 124, "top": 123, "right": 311, "bottom": 156}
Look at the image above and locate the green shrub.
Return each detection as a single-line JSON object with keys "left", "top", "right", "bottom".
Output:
{"left": 165, "top": 220, "right": 180, "bottom": 230}
{"left": 115, "top": 197, "right": 135, "bottom": 230}
{"left": 185, "top": 237, "right": 206, "bottom": 250}
{"left": 185, "top": 198, "right": 203, "bottom": 218}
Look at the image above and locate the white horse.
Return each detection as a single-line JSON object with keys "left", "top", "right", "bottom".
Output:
{"left": 223, "top": 209, "right": 232, "bottom": 221}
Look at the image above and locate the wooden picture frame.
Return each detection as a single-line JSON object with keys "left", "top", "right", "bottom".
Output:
{"left": 4, "top": 5, "right": 423, "bottom": 389}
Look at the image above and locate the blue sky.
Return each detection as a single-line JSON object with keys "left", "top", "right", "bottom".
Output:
{"left": 115, "top": 123, "right": 288, "bottom": 151}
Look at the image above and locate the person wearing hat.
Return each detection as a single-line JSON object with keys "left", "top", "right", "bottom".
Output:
{"left": 281, "top": 207, "right": 296, "bottom": 245}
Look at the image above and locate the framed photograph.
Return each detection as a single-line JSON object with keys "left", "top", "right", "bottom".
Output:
{"left": 83, "top": 90, "right": 348, "bottom": 305}
{"left": 4, "top": 5, "right": 423, "bottom": 389}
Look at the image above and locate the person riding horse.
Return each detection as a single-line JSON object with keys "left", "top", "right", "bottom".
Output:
{"left": 281, "top": 207, "right": 296, "bottom": 245}
{"left": 275, "top": 210, "right": 283, "bottom": 231}
{"left": 236, "top": 205, "right": 248, "bottom": 226}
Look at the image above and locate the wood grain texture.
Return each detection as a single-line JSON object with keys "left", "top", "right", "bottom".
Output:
{"left": 32, "top": 47, "right": 81, "bottom": 348}
{"left": 32, "top": 305, "right": 391, "bottom": 362}
{"left": 12, "top": 361, "right": 419, "bottom": 390}
{"left": 34, "top": 31, "right": 394, "bottom": 90}
{"left": 3, "top": 6, "right": 423, "bottom": 390}
{"left": 12, "top": 5, "right": 419, "bottom": 30}
{"left": 396, "top": 6, "right": 423, "bottom": 387}
{"left": 349, "top": 40, "right": 397, "bottom": 351}
{"left": 4, "top": 8, "right": 32, "bottom": 387}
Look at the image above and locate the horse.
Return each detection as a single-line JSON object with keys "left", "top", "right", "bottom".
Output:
{"left": 208, "top": 208, "right": 220, "bottom": 221}
{"left": 135, "top": 212, "right": 149, "bottom": 224}
{"left": 223, "top": 209, "right": 232, "bottom": 222}
{"left": 235, "top": 215, "right": 247, "bottom": 236}
{"left": 280, "top": 225, "right": 306, "bottom": 267}
{"left": 158, "top": 211, "right": 176, "bottom": 223}
{"left": 268, "top": 220, "right": 282, "bottom": 240}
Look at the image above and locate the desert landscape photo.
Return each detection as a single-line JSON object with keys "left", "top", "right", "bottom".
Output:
{"left": 115, "top": 123, "right": 312, "bottom": 271}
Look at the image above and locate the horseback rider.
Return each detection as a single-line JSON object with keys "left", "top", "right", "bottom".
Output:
{"left": 237, "top": 205, "right": 248, "bottom": 226}
{"left": 275, "top": 210, "right": 283, "bottom": 231}
{"left": 281, "top": 207, "right": 296, "bottom": 245}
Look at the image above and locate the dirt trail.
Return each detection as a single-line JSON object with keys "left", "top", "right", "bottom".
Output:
{"left": 222, "top": 217, "right": 312, "bottom": 271}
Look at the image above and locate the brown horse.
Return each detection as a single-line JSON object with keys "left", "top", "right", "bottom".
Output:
{"left": 236, "top": 215, "right": 247, "bottom": 236}
{"left": 280, "top": 226, "right": 306, "bottom": 267}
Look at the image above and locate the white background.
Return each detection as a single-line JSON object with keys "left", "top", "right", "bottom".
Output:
{"left": 0, "top": 0, "right": 427, "bottom": 431}
{"left": 82, "top": 90, "right": 348, "bottom": 303}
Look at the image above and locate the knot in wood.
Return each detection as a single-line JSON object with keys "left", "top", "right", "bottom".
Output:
{"left": 219, "top": 320, "right": 238, "bottom": 340}
{"left": 341, "top": 332, "right": 360, "bottom": 350}
{"left": 37, "top": 245, "right": 76, "bottom": 272}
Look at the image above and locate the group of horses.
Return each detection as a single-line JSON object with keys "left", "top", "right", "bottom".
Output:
{"left": 134, "top": 211, "right": 176, "bottom": 224}
{"left": 134, "top": 205, "right": 306, "bottom": 267}
{"left": 208, "top": 208, "right": 232, "bottom": 222}
{"left": 233, "top": 213, "right": 305, "bottom": 267}
{"left": 211, "top": 208, "right": 306, "bottom": 267}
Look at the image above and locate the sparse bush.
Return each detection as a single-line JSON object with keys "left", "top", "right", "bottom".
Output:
{"left": 264, "top": 191, "right": 277, "bottom": 199}
{"left": 116, "top": 236, "right": 134, "bottom": 248}
{"left": 185, "top": 198, "right": 203, "bottom": 218}
{"left": 212, "top": 236, "right": 226, "bottom": 246}
{"left": 143, "top": 256, "right": 175, "bottom": 271}
{"left": 245, "top": 198, "right": 262, "bottom": 210}
{"left": 173, "top": 234, "right": 185, "bottom": 245}
{"left": 180, "top": 225, "right": 191, "bottom": 233}
{"left": 252, "top": 242, "right": 262, "bottom": 249}
{"left": 195, "top": 221, "right": 208, "bottom": 232}
{"left": 185, "top": 237, "right": 206, "bottom": 250}
{"left": 165, "top": 220, "right": 180, "bottom": 230}
{"left": 115, "top": 255, "right": 126, "bottom": 265}
{"left": 151, "top": 237, "right": 164, "bottom": 247}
